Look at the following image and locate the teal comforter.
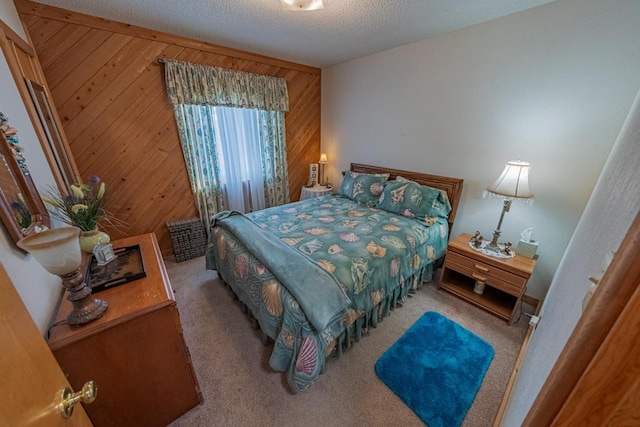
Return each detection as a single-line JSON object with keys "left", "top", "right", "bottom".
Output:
{"left": 206, "top": 195, "right": 449, "bottom": 392}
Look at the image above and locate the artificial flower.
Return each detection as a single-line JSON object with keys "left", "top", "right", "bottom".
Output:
{"left": 44, "top": 176, "right": 120, "bottom": 232}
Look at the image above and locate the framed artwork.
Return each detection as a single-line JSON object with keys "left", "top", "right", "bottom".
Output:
{"left": 309, "top": 163, "right": 318, "bottom": 185}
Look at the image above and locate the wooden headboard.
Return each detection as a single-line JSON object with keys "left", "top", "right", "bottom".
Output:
{"left": 350, "top": 163, "right": 464, "bottom": 234}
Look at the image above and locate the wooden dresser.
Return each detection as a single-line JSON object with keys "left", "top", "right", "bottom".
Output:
{"left": 48, "top": 233, "right": 201, "bottom": 426}
{"left": 440, "top": 233, "right": 537, "bottom": 324}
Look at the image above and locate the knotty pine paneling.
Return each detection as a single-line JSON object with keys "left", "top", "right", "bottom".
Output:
{"left": 18, "top": 0, "right": 321, "bottom": 256}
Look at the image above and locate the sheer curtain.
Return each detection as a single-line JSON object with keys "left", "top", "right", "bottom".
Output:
{"left": 213, "top": 106, "right": 266, "bottom": 212}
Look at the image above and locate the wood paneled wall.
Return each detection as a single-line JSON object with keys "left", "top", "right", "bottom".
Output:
{"left": 17, "top": 0, "right": 321, "bottom": 256}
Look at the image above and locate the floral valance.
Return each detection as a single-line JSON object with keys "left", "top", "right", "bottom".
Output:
{"left": 164, "top": 59, "right": 289, "bottom": 112}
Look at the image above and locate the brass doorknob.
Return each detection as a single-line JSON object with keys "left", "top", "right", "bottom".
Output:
{"left": 58, "top": 380, "right": 97, "bottom": 419}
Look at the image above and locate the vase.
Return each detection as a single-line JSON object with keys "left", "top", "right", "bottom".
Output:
{"left": 79, "top": 228, "right": 110, "bottom": 253}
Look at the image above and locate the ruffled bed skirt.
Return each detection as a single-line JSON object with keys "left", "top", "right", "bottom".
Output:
{"left": 219, "top": 256, "right": 443, "bottom": 371}
{"left": 328, "top": 259, "right": 441, "bottom": 359}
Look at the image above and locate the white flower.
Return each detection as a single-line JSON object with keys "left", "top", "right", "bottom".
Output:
{"left": 70, "top": 185, "right": 84, "bottom": 198}
{"left": 97, "top": 182, "right": 106, "bottom": 198}
{"left": 71, "top": 204, "right": 88, "bottom": 213}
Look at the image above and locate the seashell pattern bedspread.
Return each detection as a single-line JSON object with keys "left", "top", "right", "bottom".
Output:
{"left": 206, "top": 194, "right": 449, "bottom": 392}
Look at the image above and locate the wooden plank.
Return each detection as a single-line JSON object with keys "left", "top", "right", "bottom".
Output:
{"left": 85, "top": 86, "right": 176, "bottom": 184}
{"left": 25, "top": 17, "right": 64, "bottom": 51}
{"left": 56, "top": 37, "right": 154, "bottom": 123}
{"left": 44, "top": 27, "right": 111, "bottom": 87}
{"left": 71, "top": 43, "right": 190, "bottom": 167}
{"left": 36, "top": 23, "right": 91, "bottom": 70}
{"left": 109, "top": 141, "right": 190, "bottom": 239}
{"left": 21, "top": 12, "right": 39, "bottom": 28}
{"left": 63, "top": 40, "right": 168, "bottom": 143}
{"left": 50, "top": 32, "right": 132, "bottom": 104}
{"left": 16, "top": 0, "right": 320, "bottom": 75}
{"left": 125, "top": 150, "right": 188, "bottom": 231}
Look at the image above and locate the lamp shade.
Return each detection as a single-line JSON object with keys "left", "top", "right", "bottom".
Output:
{"left": 17, "top": 227, "right": 82, "bottom": 276}
{"left": 319, "top": 153, "right": 328, "bottom": 164}
{"left": 486, "top": 161, "right": 533, "bottom": 199}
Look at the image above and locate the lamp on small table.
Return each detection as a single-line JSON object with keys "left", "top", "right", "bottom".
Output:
{"left": 483, "top": 160, "right": 534, "bottom": 255}
{"left": 18, "top": 227, "right": 108, "bottom": 325}
{"left": 318, "top": 153, "right": 328, "bottom": 187}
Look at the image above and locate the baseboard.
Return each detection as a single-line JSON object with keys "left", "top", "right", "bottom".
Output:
{"left": 493, "top": 295, "right": 542, "bottom": 426}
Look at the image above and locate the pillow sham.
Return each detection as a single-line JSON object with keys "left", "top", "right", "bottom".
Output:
{"left": 338, "top": 171, "right": 389, "bottom": 206}
{"left": 377, "top": 179, "right": 451, "bottom": 224}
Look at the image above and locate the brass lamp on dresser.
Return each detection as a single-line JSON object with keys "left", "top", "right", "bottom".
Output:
{"left": 47, "top": 233, "right": 201, "bottom": 426}
{"left": 440, "top": 233, "right": 537, "bottom": 325}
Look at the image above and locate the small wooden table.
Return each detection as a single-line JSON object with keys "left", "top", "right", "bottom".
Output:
{"left": 48, "top": 233, "right": 201, "bottom": 426}
{"left": 439, "top": 233, "right": 537, "bottom": 324}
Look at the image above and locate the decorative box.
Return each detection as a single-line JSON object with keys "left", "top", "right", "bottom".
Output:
{"left": 309, "top": 163, "right": 318, "bottom": 185}
{"left": 516, "top": 239, "right": 539, "bottom": 259}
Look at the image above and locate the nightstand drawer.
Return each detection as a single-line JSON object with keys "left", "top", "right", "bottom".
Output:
{"left": 445, "top": 251, "right": 526, "bottom": 296}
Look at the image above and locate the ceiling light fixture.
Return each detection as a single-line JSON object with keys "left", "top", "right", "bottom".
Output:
{"left": 280, "top": 0, "right": 323, "bottom": 11}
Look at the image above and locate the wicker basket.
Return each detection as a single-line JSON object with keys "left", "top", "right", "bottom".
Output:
{"left": 166, "top": 217, "right": 207, "bottom": 262}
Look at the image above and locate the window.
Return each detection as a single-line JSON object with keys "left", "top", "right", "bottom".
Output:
{"left": 210, "top": 106, "right": 265, "bottom": 212}
{"left": 165, "top": 59, "right": 290, "bottom": 228}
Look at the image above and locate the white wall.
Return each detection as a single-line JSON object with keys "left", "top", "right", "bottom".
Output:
{"left": 501, "top": 88, "right": 640, "bottom": 425}
{"left": 321, "top": 0, "right": 640, "bottom": 299}
{"left": 0, "top": 0, "right": 26, "bottom": 40}
{"left": 0, "top": 0, "right": 62, "bottom": 333}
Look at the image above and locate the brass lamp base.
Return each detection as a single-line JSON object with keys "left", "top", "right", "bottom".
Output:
{"left": 485, "top": 229, "right": 503, "bottom": 253}
{"left": 61, "top": 269, "right": 108, "bottom": 325}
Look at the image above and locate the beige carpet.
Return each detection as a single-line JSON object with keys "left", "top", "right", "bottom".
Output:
{"left": 165, "top": 256, "right": 530, "bottom": 427}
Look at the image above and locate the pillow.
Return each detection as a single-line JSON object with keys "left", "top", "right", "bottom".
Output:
{"left": 394, "top": 175, "right": 416, "bottom": 183}
{"left": 338, "top": 171, "right": 389, "bottom": 206}
{"left": 377, "top": 179, "right": 451, "bottom": 223}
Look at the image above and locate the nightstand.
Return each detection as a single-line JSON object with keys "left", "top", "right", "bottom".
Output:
{"left": 300, "top": 185, "right": 332, "bottom": 200}
{"left": 440, "top": 233, "right": 537, "bottom": 324}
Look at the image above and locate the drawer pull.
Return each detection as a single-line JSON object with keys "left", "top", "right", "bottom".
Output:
{"left": 471, "top": 273, "right": 487, "bottom": 282}
{"left": 474, "top": 264, "right": 489, "bottom": 272}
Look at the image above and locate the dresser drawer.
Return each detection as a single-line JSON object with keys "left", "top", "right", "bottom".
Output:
{"left": 445, "top": 251, "right": 526, "bottom": 296}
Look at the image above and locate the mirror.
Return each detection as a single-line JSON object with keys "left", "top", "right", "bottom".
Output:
{"left": 0, "top": 126, "right": 50, "bottom": 244}
{"left": 25, "top": 79, "right": 77, "bottom": 188}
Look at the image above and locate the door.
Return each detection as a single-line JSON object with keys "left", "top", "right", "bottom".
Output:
{"left": 0, "top": 262, "right": 93, "bottom": 426}
{"left": 523, "top": 212, "right": 640, "bottom": 425}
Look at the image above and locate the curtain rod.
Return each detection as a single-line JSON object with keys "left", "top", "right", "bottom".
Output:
{"left": 157, "top": 58, "right": 168, "bottom": 64}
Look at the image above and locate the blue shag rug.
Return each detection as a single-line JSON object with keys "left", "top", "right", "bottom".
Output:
{"left": 375, "top": 311, "right": 495, "bottom": 427}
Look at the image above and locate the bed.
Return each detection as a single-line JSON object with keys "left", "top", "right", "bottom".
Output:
{"left": 205, "top": 163, "right": 463, "bottom": 392}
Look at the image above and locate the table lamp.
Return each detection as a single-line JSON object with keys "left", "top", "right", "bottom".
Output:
{"left": 318, "top": 153, "right": 328, "bottom": 186}
{"left": 18, "top": 227, "right": 108, "bottom": 325}
{"left": 483, "top": 161, "right": 534, "bottom": 254}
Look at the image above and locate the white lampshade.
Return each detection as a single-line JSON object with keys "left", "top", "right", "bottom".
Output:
{"left": 485, "top": 161, "right": 533, "bottom": 200}
{"left": 319, "top": 153, "right": 328, "bottom": 164}
{"left": 280, "top": 0, "right": 323, "bottom": 11}
{"left": 17, "top": 227, "right": 82, "bottom": 276}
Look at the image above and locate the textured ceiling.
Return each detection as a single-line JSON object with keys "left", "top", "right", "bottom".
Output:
{"left": 35, "top": 0, "right": 555, "bottom": 68}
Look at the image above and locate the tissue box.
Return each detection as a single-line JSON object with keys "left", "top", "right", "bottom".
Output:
{"left": 516, "top": 239, "right": 539, "bottom": 259}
